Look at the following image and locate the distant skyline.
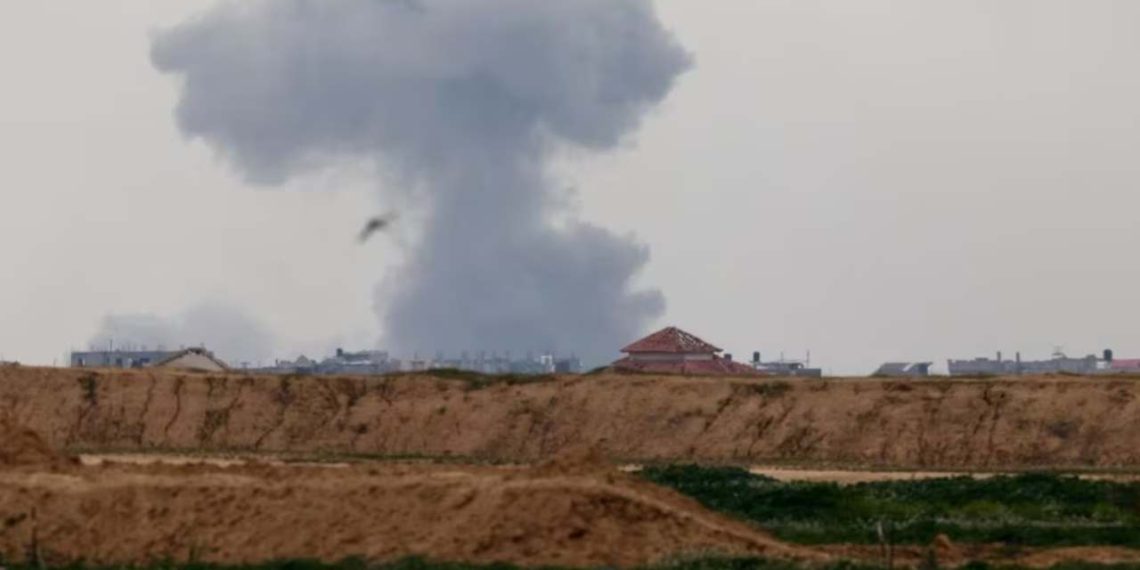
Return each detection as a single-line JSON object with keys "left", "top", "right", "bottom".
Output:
{"left": 4, "top": 1, "right": 1140, "bottom": 374}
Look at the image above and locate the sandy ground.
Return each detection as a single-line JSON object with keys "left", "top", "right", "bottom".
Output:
{"left": 76, "top": 452, "right": 353, "bottom": 469}
{"left": 1, "top": 453, "right": 816, "bottom": 567}
{"left": 76, "top": 455, "right": 1140, "bottom": 485}
{"left": 5, "top": 366, "right": 1140, "bottom": 470}
{"left": 8, "top": 425, "right": 1140, "bottom": 568}
{"left": 8, "top": 367, "right": 1140, "bottom": 567}
{"left": 82, "top": 454, "right": 1140, "bottom": 485}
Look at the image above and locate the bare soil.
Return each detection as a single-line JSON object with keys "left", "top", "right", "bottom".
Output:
{"left": 0, "top": 421, "right": 71, "bottom": 469}
{"left": 4, "top": 425, "right": 1140, "bottom": 568}
{"left": 4, "top": 367, "right": 1140, "bottom": 470}
{"left": 0, "top": 449, "right": 815, "bottom": 567}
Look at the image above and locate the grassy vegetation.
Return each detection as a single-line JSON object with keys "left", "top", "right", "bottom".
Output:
{"left": 13, "top": 557, "right": 1140, "bottom": 570}
{"left": 642, "top": 465, "right": 1140, "bottom": 547}
{"left": 394, "top": 369, "right": 560, "bottom": 390}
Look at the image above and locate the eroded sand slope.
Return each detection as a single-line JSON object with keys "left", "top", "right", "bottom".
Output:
{"left": 2, "top": 366, "right": 1139, "bottom": 469}
{"left": 0, "top": 435, "right": 811, "bottom": 567}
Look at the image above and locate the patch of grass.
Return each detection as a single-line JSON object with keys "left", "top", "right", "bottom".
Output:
{"left": 78, "top": 372, "right": 99, "bottom": 406}
{"left": 395, "top": 369, "right": 559, "bottom": 390}
{"left": 748, "top": 382, "right": 791, "bottom": 398}
{"left": 642, "top": 465, "right": 1140, "bottom": 547}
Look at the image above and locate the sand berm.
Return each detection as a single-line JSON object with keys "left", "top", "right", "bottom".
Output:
{"left": 0, "top": 423, "right": 817, "bottom": 567}
{"left": 2, "top": 366, "right": 1140, "bottom": 469}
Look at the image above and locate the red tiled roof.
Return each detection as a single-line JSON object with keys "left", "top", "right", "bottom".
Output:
{"left": 611, "top": 356, "right": 760, "bottom": 376}
{"left": 621, "top": 326, "right": 721, "bottom": 354}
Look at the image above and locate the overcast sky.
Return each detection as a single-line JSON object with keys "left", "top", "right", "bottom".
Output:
{"left": 3, "top": 2, "right": 1139, "bottom": 373}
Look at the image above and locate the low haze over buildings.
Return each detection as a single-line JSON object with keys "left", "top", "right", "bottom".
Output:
{"left": 64, "top": 331, "right": 1140, "bottom": 380}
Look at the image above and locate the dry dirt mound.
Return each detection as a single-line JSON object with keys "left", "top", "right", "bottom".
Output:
{"left": 0, "top": 422, "right": 66, "bottom": 468}
{"left": 0, "top": 461, "right": 821, "bottom": 568}
{"left": 8, "top": 366, "right": 1140, "bottom": 469}
{"left": 532, "top": 443, "right": 613, "bottom": 477}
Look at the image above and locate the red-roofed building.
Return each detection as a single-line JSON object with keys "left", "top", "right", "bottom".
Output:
{"left": 611, "top": 326, "right": 759, "bottom": 376}
{"left": 1109, "top": 359, "right": 1140, "bottom": 373}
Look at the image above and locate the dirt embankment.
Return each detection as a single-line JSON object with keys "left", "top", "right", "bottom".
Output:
{"left": 3, "top": 366, "right": 1140, "bottom": 469}
{"left": 0, "top": 421, "right": 68, "bottom": 468}
{"left": 4, "top": 426, "right": 1140, "bottom": 570}
{"left": 0, "top": 452, "right": 813, "bottom": 567}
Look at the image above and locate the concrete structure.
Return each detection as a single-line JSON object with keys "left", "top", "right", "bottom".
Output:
{"left": 750, "top": 352, "right": 822, "bottom": 377}
{"left": 152, "top": 348, "right": 229, "bottom": 372}
{"left": 948, "top": 350, "right": 1107, "bottom": 376}
{"left": 873, "top": 362, "right": 933, "bottom": 377}
{"left": 249, "top": 348, "right": 579, "bottom": 376}
{"left": 71, "top": 347, "right": 228, "bottom": 372}
{"left": 1107, "top": 359, "right": 1140, "bottom": 374}
{"left": 430, "top": 352, "right": 581, "bottom": 375}
{"left": 71, "top": 349, "right": 175, "bottom": 369}
{"left": 252, "top": 349, "right": 399, "bottom": 375}
{"left": 323, "top": 349, "right": 398, "bottom": 375}
{"left": 611, "top": 326, "right": 758, "bottom": 375}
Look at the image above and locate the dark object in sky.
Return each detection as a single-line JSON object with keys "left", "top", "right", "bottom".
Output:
{"left": 359, "top": 213, "right": 397, "bottom": 243}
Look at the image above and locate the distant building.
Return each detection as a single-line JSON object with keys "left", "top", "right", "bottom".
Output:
{"left": 1107, "top": 359, "right": 1140, "bottom": 374}
{"left": 750, "top": 352, "right": 822, "bottom": 377}
{"left": 873, "top": 362, "right": 933, "bottom": 377}
{"left": 553, "top": 356, "right": 582, "bottom": 374}
{"left": 152, "top": 348, "right": 229, "bottom": 373}
{"left": 249, "top": 349, "right": 399, "bottom": 375}
{"left": 947, "top": 350, "right": 1106, "bottom": 376}
{"left": 611, "top": 326, "right": 759, "bottom": 376}
{"left": 427, "top": 351, "right": 581, "bottom": 375}
{"left": 71, "top": 349, "right": 175, "bottom": 369}
{"left": 322, "top": 349, "right": 397, "bottom": 375}
{"left": 70, "top": 347, "right": 227, "bottom": 372}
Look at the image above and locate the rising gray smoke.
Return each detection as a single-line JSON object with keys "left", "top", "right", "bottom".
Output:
{"left": 151, "top": 0, "right": 690, "bottom": 365}
{"left": 90, "top": 302, "right": 276, "bottom": 365}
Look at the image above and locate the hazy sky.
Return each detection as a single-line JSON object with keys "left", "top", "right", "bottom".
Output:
{"left": 3, "top": 2, "right": 1139, "bottom": 373}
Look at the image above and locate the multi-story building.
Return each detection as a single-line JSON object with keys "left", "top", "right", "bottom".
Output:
{"left": 71, "top": 349, "right": 177, "bottom": 369}
{"left": 70, "top": 347, "right": 228, "bottom": 372}
{"left": 750, "top": 352, "right": 823, "bottom": 377}
{"left": 428, "top": 352, "right": 581, "bottom": 374}
{"left": 948, "top": 350, "right": 1107, "bottom": 376}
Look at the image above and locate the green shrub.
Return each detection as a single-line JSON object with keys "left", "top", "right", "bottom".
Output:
{"left": 641, "top": 465, "right": 1140, "bottom": 547}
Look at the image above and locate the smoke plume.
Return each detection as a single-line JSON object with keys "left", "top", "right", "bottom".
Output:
{"left": 151, "top": 0, "right": 690, "bottom": 365}
{"left": 90, "top": 302, "right": 277, "bottom": 365}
